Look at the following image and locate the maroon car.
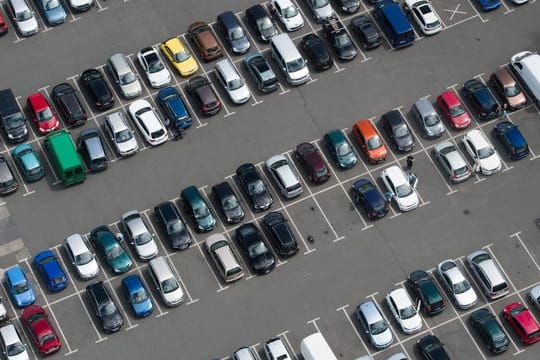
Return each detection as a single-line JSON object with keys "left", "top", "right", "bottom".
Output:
{"left": 295, "top": 142, "right": 331, "bottom": 184}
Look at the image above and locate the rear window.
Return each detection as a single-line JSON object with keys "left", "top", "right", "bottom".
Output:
{"left": 493, "top": 282, "right": 508, "bottom": 293}
{"left": 151, "top": 129, "right": 165, "bottom": 139}
{"left": 66, "top": 170, "right": 73, "bottom": 178}
{"left": 226, "top": 267, "right": 242, "bottom": 277}
{"left": 286, "top": 183, "right": 301, "bottom": 193}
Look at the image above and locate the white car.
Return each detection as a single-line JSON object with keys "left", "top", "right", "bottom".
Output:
{"left": 0, "top": 298, "right": 7, "bottom": 322}
{"left": 385, "top": 288, "right": 422, "bottom": 334}
{"left": 64, "top": 233, "right": 100, "bottom": 280}
{"left": 264, "top": 337, "right": 292, "bottom": 360}
{"left": 528, "top": 285, "right": 540, "bottom": 311}
{"left": 104, "top": 112, "right": 139, "bottom": 157}
{"left": 404, "top": 0, "right": 442, "bottom": 35}
{"left": 67, "top": 0, "right": 94, "bottom": 12}
{"left": 137, "top": 47, "right": 171, "bottom": 88}
{"left": 381, "top": 166, "right": 419, "bottom": 212}
{"left": 437, "top": 259, "right": 478, "bottom": 309}
{"left": 462, "top": 129, "right": 502, "bottom": 175}
{"left": 306, "top": 0, "right": 334, "bottom": 22}
{"left": 270, "top": 0, "right": 304, "bottom": 32}
{"left": 8, "top": 0, "right": 39, "bottom": 37}
{"left": 128, "top": 100, "right": 168, "bottom": 146}
{"left": 215, "top": 59, "right": 251, "bottom": 105}
{"left": 266, "top": 154, "right": 303, "bottom": 199}
{"left": 121, "top": 210, "right": 159, "bottom": 261}
{"left": 0, "top": 324, "right": 29, "bottom": 360}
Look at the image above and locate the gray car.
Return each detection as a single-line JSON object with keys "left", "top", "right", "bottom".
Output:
{"left": 433, "top": 140, "right": 472, "bottom": 183}
{"left": 121, "top": 210, "right": 159, "bottom": 261}
{"left": 244, "top": 53, "right": 279, "bottom": 93}
{"left": 104, "top": 112, "right": 139, "bottom": 157}
{"left": 411, "top": 99, "right": 445, "bottom": 138}
{"left": 355, "top": 300, "right": 393, "bottom": 349}
{"left": 306, "top": 0, "right": 335, "bottom": 22}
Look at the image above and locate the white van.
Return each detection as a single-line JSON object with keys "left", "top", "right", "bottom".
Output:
{"left": 300, "top": 333, "right": 338, "bottom": 360}
{"left": 270, "top": 33, "right": 310, "bottom": 86}
{"left": 510, "top": 51, "right": 540, "bottom": 106}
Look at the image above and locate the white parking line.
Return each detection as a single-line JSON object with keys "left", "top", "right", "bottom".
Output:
{"left": 94, "top": 0, "right": 108, "bottom": 12}
{"left": 336, "top": 304, "right": 374, "bottom": 359}
{"left": 277, "top": 330, "right": 298, "bottom": 360}
{"left": 464, "top": 0, "right": 488, "bottom": 22}
{"left": 510, "top": 231, "right": 540, "bottom": 273}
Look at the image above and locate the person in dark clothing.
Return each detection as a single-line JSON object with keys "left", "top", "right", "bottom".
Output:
{"left": 406, "top": 155, "right": 415, "bottom": 170}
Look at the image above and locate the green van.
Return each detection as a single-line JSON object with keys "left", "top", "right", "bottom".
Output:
{"left": 44, "top": 129, "right": 86, "bottom": 186}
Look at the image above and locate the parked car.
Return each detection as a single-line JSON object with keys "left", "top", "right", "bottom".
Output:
{"left": 0, "top": 297, "right": 8, "bottom": 322}
{"left": 436, "top": 90, "right": 471, "bottom": 129}
{"left": 52, "top": 83, "right": 87, "bottom": 126}
{"left": 528, "top": 285, "right": 540, "bottom": 312}
{"left": 381, "top": 110, "right": 415, "bottom": 152}
{"left": 107, "top": 53, "right": 142, "bottom": 99}
{"left": 416, "top": 335, "right": 450, "bottom": 360}
{"left": 266, "top": 154, "right": 303, "bottom": 198}
{"left": 63, "top": 233, "right": 99, "bottom": 280}
{"left": 502, "top": 302, "right": 540, "bottom": 345}
{"left": 264, "top": 337, "right": 292, "bottom": 359}
{"left": 295, "top": 142, "right": 331, "bottom": 184}
{"left": 5, "top": 265, "right": 34, "bottom": 308}
{"left": 385, "top": 288, "right": 422, "bottom": 334}
{"left": 305, "top": 0, "right": 334, "bottom": 21}
{"left": 236, "top": 163, "right": 274, "bottom": 211}
{"left": 407, "top": 270, "right": 445, "bottom": 315}
{"left": 235, "top": 223, "right": 275, "bottom": 274}
{"left": 33, "top": 250, "right": 68, "bottom": 292}
{"left": 21, "top": 305, "right": 61, "bottom": 355}
{"left": 35, "top": 0, "right": 66, "bottom": 26}
{"left": 336, "top": 0, "right": 360, "bottom": 13}
{"left": 233, "top": 347, "right": 257, "bottom": 360}
{"left": 121, "top": 210, "right": 159, "bottom": 261}
{"left": 104, "top": 112, "right": 138, "bottom": 157}
{"left": 81, "top": 68, "right": 114, "bottom": 111}
{"left": 355, "top": 300, "right": 393, "bottom": 349}
{"left": 262, "top": 211, "right": 299, "bottom": 257}
{"left": 490, "top": 68, "right": 527, "bottom": 110}
{"left": 159, "top": 37, "right": 198, "bottom": 77}
{"left": 157, "top": 87, "right": 193, "bottom": 130}
{"left": 245, "top": 4, "right": 277, "bottom": 42}
{"left": 205, "top": 234, "right": 244, "bottom": 283}
{"left": 121, "top": 274, "right": 154, "bottom": 318}
{"left": 437, "top": 259, "right": 477, "bottom": 309}
{"left": 128, "top": 99, "right": 168, "bottom": 146}
{"left": 154, "top": 201, "right": 192, "bottom": 250}
{"left": 86, "top": 282, "right": 124, "bottom": 333}
{"left": 211, "top": 181, "right": 245, "bottom": 224}
{"left": 469, "top": 308, "right": 510, "bottom": 354}
{"left": 244, "top": 53, "right": 279, "bottom": 93}
{"left": 148, "top": 256, "right": 184, "bottom": 307}
{"left": 324, "top": 129, "right": 357, "bottom": 169}
{"left": 187, "top": 21, "right": 223, "bottom": 61}
{"left": 411, "top": 98, "right": 445, "bottom": 138}
{"left": 0, "top": 156, "right": 18, "bottom": 195}
{"left": 462, "top": 79, "right": 500, "bottom": 120}
{"left": 351, "top": 179, "right": 389, "bottom": 220}
{"left": 0, "top": 9, "right": 8, "bottom": 36}
{"left": 269, "top": 0, "right": 304, "bottom": 31}
{"left": 494, "top": 121, "right": 529, "bottom": 160}
{"left": 350, "top": 15, "right": 382, "bottom": 50}
{"left": 0, "top": 323, "right": 29, "bottom": 360}
{"left": 216, "top": 11, "right": 251, "bottom": 54}
{"left": 476, "top": 0, "right": 501, "bottom": 11}
{"left": 12, "top": 144, "right": 44, "bottom": 182}
{"left": 433, "top": 140, "right": 472, "bottom": 183}
{"left": 137, "top": 47, "right": 171, "bottom": 88}
{"left": 322, "top": 18, "right": 357, "bottom": 61}
{"left": 67, "top": 0, "right": 94, "bottom": 12}
{"left": 187, "top": 76, "right": 221, "bottom": 116}
{"left": 352, "top": 119, "right": 387, "bottom": 164}
{"left": 77, "top": 128, "right": 108, "bottom": 172}
{"left": 466, "top": 250, "right": 509, "bottom": 300}
{"left": 7, "top": 0, "right": 38, "bottom": 36}
{"left": 462, "top": 129, "right": 502, "bottom": 175}
{"left": 404, "top": 0, "right": 442, "bottom": 35}
{"left": 215, "top": 59, "right": 251, "bottom": 104}
{"left": 299, "top": 34, "right": 333, "bottom": 71}
{"left": 90, "top": 225, "right": 132, "bottom": 274}
{"left": 380, "top": 165, "right": 418, "bottom": 212}
{"left": 26, "top": 92, "right": 60, "bottom": 135}
{"left": 181, "top": 185, "right": 216, "bottom": 232}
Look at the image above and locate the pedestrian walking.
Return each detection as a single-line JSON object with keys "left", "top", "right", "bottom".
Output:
{"left": 406, "top": 155, "right": 415, "bottom": 170}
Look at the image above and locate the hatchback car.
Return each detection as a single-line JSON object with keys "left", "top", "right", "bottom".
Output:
{"left": 295, "top": 142, "right": 331, "bottom": 184}
{"left": 154, "top": 201, "right": 192, "bottom": 250}
{"left": 355, "top": 300, "right": 393, "bottom": 349}
{"left": 433, "top": 140, "right": 472, "bottom": 183}
{"left": 236, "top": 163, "right": 274, "bottom": 211}
{"left": 385, "top": 288, "right": 422, "bottom": 334}
{"left": 266, "top": 154, "right": 303, "bottom": 198}
{"left": 306, "top": 0, "right": 335, "bottom": 21}
{"left": 380, "top": 165, "right": 419, "bottom": 212}
{"left": 81, "top": 68, "right": 114, "bottom": 111}
{"left": 351, "top": 179, "right": 389, "bottom": 220}
{"left": 322, "top": 18, "right": 357, "bottom": 61}
{"left": 205, "top": 234, "right": 244, "bottom": 283}
{"left": 128, "top": 99, "right": 168, "bottom": 146}
{"left": 121, "top": 274, "right": 153, "bottom": 318}
{"left": 21, "top": 305, "right": 61, "bottom": 355}
{"left": 502, "top": 302, "right": 540, "bottom": 345}
{"left": 188, "top": 21, "right": 223, "bottom": 61}
{"left": 264, "top": 337, "right": 292, "bottom": 359}
{"left": 157, "top": 87, "right": 193, "bottom": 130}
{"left": 407, "top": 270, "right": 445, "bottom": 316}
{"left": 270, "top": 0, "right": 304, "bottom": 31}
{"left": 469, "top": 308, "right": 510, "bottom": 354}
{"left": 90, "top": 225, "right": 132, "bottom": 274}
{"left": 466, "top": 250, "right": 509, "bottom": 300}
{"left": 236, "top": 223, "right": 275, "bottom": 275}
{"left": 404, "top": 0, "right": 442, "bottom": 35}
{"left": 216, "top": 11, "right": 251, "bottom": 54}
{"left": 352, "top": 119, "right": 387, "bottom": 163}
{"left": 51, "top": 83, "right": 87, "bottom": 126}
{"left": 490, "top": 68, "right": 527, "bottom": 110}
{"left": 299, "top": 34, "right": 333, "bottom": 71}
{"left": 148, "top": 256, "right": 184, "bottom": 307}
{"left": 26, "top": 92, "right": 60, "bottom": 135}
{"left": 77, "top": 128, "right": 108, "bottom": 172}
{"left": 35, "top": 0, "right": 66, "bottom": 25}
{"left": 232, "top": 347, "right": 257, "bottom": 360}
{"left": 215, "top": 59, "right": 251, "bottom": 104}
{"left": 187, "top": 76, "right": 221, "bottom": 116}
{"left": 416, "top": 335, "right": 450, "bottom": 360}
{"left": 137, "top": 47, "right": 171, "bottom": 88}
{"left": 245, "top": 4, "right": 277, "bottom": 42}
{"left": 211, "top": 181, "right": 245, "bottom": 224}
{"left": 0, "top": 11, "right": 8, "bottom": 35}
{"left": 86, "top": 281, "right": 124, "bottom": 333}
{"left": 0, "top": 156, "right": 18, "bottom": 195}
{"left": 350, "top": 15, "right": 381, "bottom": 50}
{"left": 4, "top": 265, "right": 34, "bottom": 308}
{"left": 336, "top": 0, "right": 360, "bottom": 13}
{"left": 181, "top": 185, "right": 216, "bottom": 232}
{"left": 437, "top": 90, "right": 471, "bottom": 129}
{"left": 494, "top": 121, "right": 529, "bottom": 160}
{"left": 437, "top": 259, "right": 477, "bottom": 309}
{"left": 0, "top": 324, "right": 29, "bottom": 360}
{"left": 63, "top": 233, "right": 99, "bottom": 280}
{"left": 411, "top": 98, "right": 445, "bottom": 138}
{"left": 462, "top": 129, "right": 502, "bottom": 175}
{"left": 8, "top": 0, "right": 38, "bottom": 36}
{"left": 261, "top": 211, "right": 299, "bottom": 257}
{"left": 67, "top": 0, "right": 93, "bottom": 12}
{"left": 462, "top": 79, "right": 500, "bottom": 120}
{"left": 121, "top": 210, "right": 159, "bottom": 261}
{"left": 12, "top": 143, "right": 44, "bottom": 182}
{"left": 244, "top": 53, "right": 279, "bottom": 93}
{"left": 324, "top": 129, "right": 357, "bottom": 169}
{"left": 476, "top": 0, "right": 501, "bottom": 11}
{"left": 33, "top": 250, "right": 68, "bottom": 292}
{"left": 104, "top": 112, "right": 139, "bottom": 157}
{"left": 159, "top": 37, "right": 198, "bottom": 77}
{"left": 381, "top": 110, "right": 415, "bottom": 153}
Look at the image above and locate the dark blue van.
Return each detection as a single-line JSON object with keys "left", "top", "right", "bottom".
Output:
{"left": 157, "top": 87, "right": 193, "bottom": 130}
{"left": 374, "top": 0, "right": 415, "bottom": 49}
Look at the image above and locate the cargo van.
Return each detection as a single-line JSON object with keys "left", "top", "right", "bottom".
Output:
{"left": 270, "top": 33, "right": 310, "bottom": 86}
{"left": 510, "top": 51, "right": 540, "bottom": 106}
{"left": 374, "top": 0, "right": 415, "bottom": 49}
{"left": 300, "top": 333, "right": 338, "bottom": 360}
{"left": 0, "top": 89, "right": 29, "bottom": 143}
{"left": 44, "top": 129, "right": 86, "bottom": 186}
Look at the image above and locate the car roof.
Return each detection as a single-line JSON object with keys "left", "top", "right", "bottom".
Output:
{"left": 106, "top": 112, "right": 129, "bottom": 132}
{"left": 164, "top": 37, "right": 185, "bottom": 53}
{"left": 0, "top": 324, "right": 21, "bottom": 345}
{"left": 494, "top": 68, "right": 517, "bottom": 87}
{"left": 265, "top": 337, "right": 289, "bottom": 356}
{"left": 497, "top": 121, "right": 526, "bottom": 147}
{"left": 354, "top": 119, "right": 378, "bottom": 138}
{"left": 469, "top": 251, "right": 506, "bottom": 284}
{"left": 65, "top": 233, "right": 88, "bottom": 256}
{"left": 388, "top": 288, "right": 412, "bottom": 310}
{"left": 383, "top": 110, "right": 406, "bottom": 128}
{"left": 445, "top": 265, "right": 465, "bottom": 284}
{"left": 465, "top": 129, "right": 489, "bottom": 148}
{"left": 358, "top": 301, "right": 384, "bottom": 324}
{"left": 514, "top": 307, "right": 540, "bottom": 334}
{"left": 382, "top": 166, "right": 407, "bottom": 186}
{"left": 87, "top": 282, "right": 110, "bottom": 304}
{"left": 6, "top": 265, "right": 26, "bottom": 284}
{"left": 122, "top": 274, "right": 144, "bottom": 292}
{"left": 28, "top": 92, "right": 48, "bottom": 110}
{"left": 439, "top": 90, "right": 461, "bottom": 107}
{"left": 156, "top": 201, "right": 179, "bottom": 222}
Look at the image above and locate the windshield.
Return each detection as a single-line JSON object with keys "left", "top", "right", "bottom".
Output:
{"left": 194, "top": 205, "right": 210, "bottom": 219}
{"left": 248, "top": 242, "right": 268, "bottom": 257}
{"left": 13, "top": 282, "right": 28, "bottom": 294}
{"left": 134, "top": 232, "right": 152, "bottom": 246}
{"left": 453, "top": 279, "right": 471, "bottom": 294}
{"left": 99, "top": 302, "right": 116, "bottom": 316}
{"left": 115, "top": 129, "right": 133, "bottom": 143}
{"left": 28, "top": 166, "right": 42, "bottom": 176}
{"left": 16, "top": 9, "right": 32, "bottom": 21}
{"left": 174, "top": 50, "right": 191, "bottom": 63}
{"left": 505, "top": 84, "right": 521, "bottom": 97}
{"left": 161, "top": 278, "right": 179, "bottom": 293}
{"left": 283, "top": 5, "right": 298, "bottom": 18}
{"left": 399, "top": 306, "right": 417, "bottom": 319}
{"left": 335, "top": 34, "right": 352, "bottom": 47}
{"left": 4, "top": 114, "right": 25, "bottom": 130}
{"left": 286, "top": 58, "right": 305, "bottom": 73}
{"left": 37, "top": 108, "right": 53, "bottom": 122}
{"left": 75, "top": 251, "right": 93, "bottom": 265}
{"left": 478, "top": 146, "right": 495, "bottom": 159}
{"left": 370, "top": 320, "right": 388, "bottom": 335}
{"left": 46, "top": 0, "right": 60, "bottom": 10}
{"left": 167, "top": 221, "right": 185, "bottom": 235}
{"left": 131, "top": 289, "right": 148, "bottom": 304}
{"left": 394, "top": 124, "right": 409, "bottom": 138}
{"left": 222, "top": 196, "right": 239, "bottom": 211}
{"left": 39, "top": 333, "right": 56, "bottom": 346}
{"left": 257, "top": 18, "right": 273, "bottom": 31}
{"left": 313, "top": 0, "right": 329, "bottom": 7}
{"left": 248, "top": 180, "right": 265, "bottom": 195}
{"left": 6, "top": 342, "right": 25, "bottom": 356}
{"left": 228, "top": 78, "right": 244, "bottom": 91}
{"left": 424, "top": 114, "right": 440, "bottom": 126}
{"left": 120, "top": 73, "right": 136, "bottom": 85}
{"left": 336, "top": 142, "right": 352, "bottom": 157}
{"left": 148, "top": 60, "right": 164, "bottom": 73}
{"left": 367, "top": 136, "right": 382, "bottom": 150}
{"left": 450, "top": 105, "right": 465, "bottom": 117}
{"left": 396, "top": 183, "right": 413, "bottom": 198}
{"left": 229, "top": 27, "right": 245, "bottom": 41}
{"left": 106, "top": 244, "right": 123, "bottom": 259}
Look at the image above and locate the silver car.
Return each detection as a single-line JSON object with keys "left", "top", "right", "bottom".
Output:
{"left": 121, "top": 210, "right": 158, "bottom": 261}
{"left": 104, "top": 112, "right": 139, "bottom": 157}
{"left": 355, "top": 300, "right": 393, "bottom": 349}
{"left": 411, "top": 99, "right": 444, "bottom": 138}
{"left": 433, "top": 140, "right": 472, "bottom": 183}
{"left": 437, "top": 259, "right": 478, "bottom": 309}
{"left": 306, "top": 0, "right": 335, "bottom": 22}
{"left": 232, "top": 347, "right": 257, "bottom": 360}
{"left": 528, "top": 285, "right": 540, "bottom": 311}
{"left": 107, "top": 53, "right": 142, "bottom": 99}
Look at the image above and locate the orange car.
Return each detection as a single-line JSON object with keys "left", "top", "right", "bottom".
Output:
{"left": 352, "top": 119, "right": 387, "bottom": 164}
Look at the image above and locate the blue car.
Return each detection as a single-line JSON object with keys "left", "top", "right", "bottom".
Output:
{"left": 121, "top": 275, "right": 153, "bottom": 317}
{"left": 494, "top": 121, "right": 530, "bottom": 160}
{"left": 4, "top": 265, "right": 35, "bottom": 308}
{"left": 351, "top": 179, "right": 389, "bottom": 220}
{"left": 476, "top": 0, "right": 501, "bottom": 11}
{"left": 157, "top": 87, "right": 193, "bottom": 130}
{"left": 34, "top": 250, "right": 68, "bottom": 292}
{"left": 12, "top": 143, "right": 45, "bottom": 183}
{"left": 36, "top": 0, "right": 67, "bottom": 26}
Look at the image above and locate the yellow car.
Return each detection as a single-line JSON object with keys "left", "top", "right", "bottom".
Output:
{"left": 160, "top": 38, "right": 198, "bottom": 77}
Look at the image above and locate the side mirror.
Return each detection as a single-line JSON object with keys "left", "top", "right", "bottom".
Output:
{"left": 416, "top": 299, "right": 422, "bottom": 312}
{"left": 116, "top": 233, "right": 124, "bottom": 242}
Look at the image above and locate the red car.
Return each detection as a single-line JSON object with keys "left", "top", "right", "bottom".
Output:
{"left": 0, "top": 10, "right": 8, "bottom": 35}
{"left": 21, "top": 304, "right": 61, "bottom": 355}
{"left": 502, "top": 302, "right": 540, "bottom": 345}
{"left": 436, "top": 90, "right": 471, "bottom": 130}
{"left": 27, "top": 92, "right": 61, "bottom": 135}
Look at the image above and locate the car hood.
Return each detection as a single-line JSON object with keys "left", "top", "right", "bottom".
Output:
{"left": 170, "top": 230, "right": 192, "bottom": 248}
{"left": 135, "top": 240, "right": 158, "bottom": 258}
{"left": 313, "top": 4, "right": 334, "bottom": 19}
{"left": 77, "top": 260, "right": 99, "bottom": 278}
{"left": 230, "top": 38, "right": 250, "bottom": 53}
{"left": 283, "top": 13, "right": 303, "bottom": 29}
{"left": 148, "top": 69, "right": 170, "bottom": 86}
{"left": 197, "top": 214, "right": 216, "bottom": 231}
{"left": 337, "top": 151, "right": 357, "bottom": 168}
{"left": 229, "top": 85, "right": 251, "bottom": 103}
{"left": 109, "top": 253, "right": 131, "bottom": 272}
{"left": 120, "top": 81, "right": 142, "bottom": 98}
{"left": 253, "top": 192, "right": 273, "bottom": 209}
{"left": 364, "top": 188, "right": 386, "bottom": 211}
{"left": 17, "top": 16, "right": 38, "bottom": 32}
{"left": 132, "top": 298, "right": 153, "bottom": 316}
{"left": 14, "top": 289, "right": 35, "bottom": 306}
{"left": 252, "top": 252, "right": 275, "bottom": 271}
{"left": 45, "top": 6, "right": 66, "bottom": 22}
{"left": 478, "top": 153, "right": 501, "bottom": 172}
{"left": 260, "top": 26, "right": 277, "bottom": 41}
{"left": 116, "top": 136, "right": 138, "bottom": 154}
{"left": 425, "top": 121, "right": 444, "bottom": 137}
{"left": 225, "top": 206, "right": 244, "bottom": 222}
{"left": 400, "top": 314, "right": 422, "bottom": 333}
{"left": 103, "top": 312, "right": 123, "bottom": 331}
{"left": 163, "top": 286, "right": 184, "bottom": 305}
{"left": 396, "top": 190, "right": 419, "bottom": 211}
{"left": 455, "top": 288, "right": 477, "bottom": 308}
{"left": 395, "top": 135, "right": 414, "bottom": 150}
{"left": 372, "top": 328, "right": 393, "bottom": 348}
{"left": 337, "top": 44, "right": 357, "bottom": 58}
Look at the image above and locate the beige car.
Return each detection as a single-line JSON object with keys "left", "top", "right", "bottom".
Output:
{"left": 205, "top": 234, "right": 244, "bottom": 283}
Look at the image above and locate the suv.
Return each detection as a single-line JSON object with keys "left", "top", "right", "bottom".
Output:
{"left": 295, "top": 142, "right": 330, "bottom": 184}
{"left": 211, "top": 181, "right": 245, "bottom": 224}
{"left": 52, "top": 83, "right": 87, "bottom": 126}
{"left": 355, "top": 300, "right": 393, "bottom": 349}
{"left": 154, "top": 201, "right": 192, "bottom": 250}
{"left": 205, "top": 234, "right": 244, "bottom": 283}
{"left": 266, "top": 154, "right": 303, "bottom": 198}
{"left": 188, "top": 21, "right": 223, "bottom": 61}
{"left": 107, "top": 54, "right": 142, "bottom": 99}
{"left": 322, "top": 18, "right": 357, "bottom": 61}
{"left": 407, "top": 270, "right": 445, "bottom": 315}
{"left": 104, "top": 112, "right": 139, "bottom": 157}
{"left": 381, "top": 110, "right": 415, "bottom": 152}
{"left": 262, "top": 211, "right": 299, "bottom": 257}
{"left": 0, "top": 89, "right": 29, "bottom": 143}
{"left": 494, "top": 121, "right": 529, "bottom": 160}
{"left": 244, "top": 53, "right": 279, "bottom": 93}
{"left": 77, "top": 129, "right": 108, "bottom": 172}
{"left": 466, "top": 250, "right": 508, "bottom": 300}
{"left": 187, "top": 76, "right": 221, "bottom": 116}
{"left": 86, "top": 281, "right": 124, "bottom": 333}
{"left": 181, "top": 185, "right": 216, "bottom": 232}
{"left": 264, "top": 337, "right": 292, "bottom": 360}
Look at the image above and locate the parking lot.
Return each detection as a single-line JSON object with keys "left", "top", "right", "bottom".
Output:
{"left": 1, "top": 0, "right": 540, "bottom": 359}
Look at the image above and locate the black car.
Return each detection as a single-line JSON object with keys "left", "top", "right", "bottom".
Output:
{"left": 469, "top": 308, "right": 510, "bottom": 354}
{"left": 186, "top": 76, "right": 221, "bottom": 116}
{"left": 299, "top": 34, "right": 333, "bottom": 72}
{"left": 381, "top": 110, "right": 415, "bottom": 152}
{"left": 416, "top": 335, "right": 450, "bottom": 360}
{"left": 407, "top": 270, "right": 446, "bottom": 316}
{"left": 77, "top": 128, "right": 108, "bottom": 172}
{"left": 235, "top": 223, "right": 275, "bottom": 274}
{"left": 350, "top": 15, "right": 382, "bottom": 50}
{"left": 261, "top": 211, "right": 299, "bottom": 257}
{"left": 462, "top": 79, "right": 500, "bottom": 120}
{"left": 336, "top": 0, "right": 360, "bottom": 13}
{"left": 244, "top": 53, "right": 279, "bottom": 93}
{"left": 80, "top": 69, "right": 115, "bottom": 111}
{"left": 351, "top": 179, "right": 388, "bottom": 220}
{"left": 322, "top": 18, "right": 357, "bottom": 61}
{"left": 51, "top": 83, "right": 87, "bottom": 126}
{"left": 236, "top": 163, "right": 273, "bottom": 212}
{"left": 245, "top": 4, "right": 277, "bottom": 42}
{"left": 212, "top": 181, "right": 245, "bottom": 224}
{"left": 494, "top": 121, "right": 530, "bottom": 160}
{"left": 86, "top": 281, "right": 124, "bottom": 333}
{"left": 154, "top": 201, "right": 192, "bottom": 250}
